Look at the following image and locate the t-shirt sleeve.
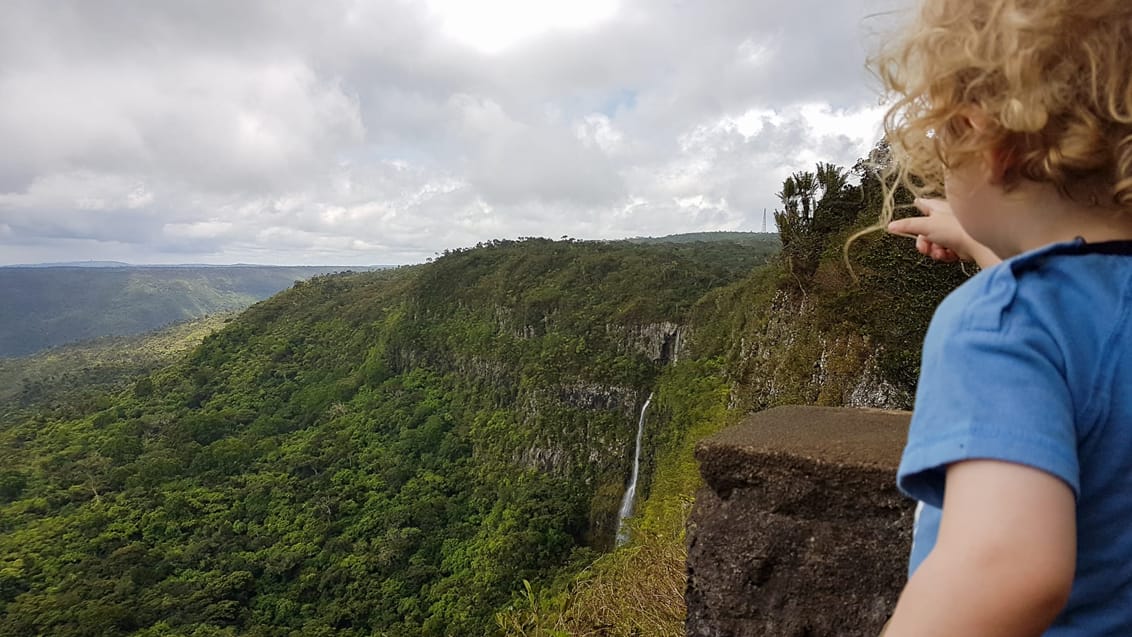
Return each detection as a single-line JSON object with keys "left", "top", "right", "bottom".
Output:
{"left": 897, "top": 308, "right": 1079, "bottom": 508}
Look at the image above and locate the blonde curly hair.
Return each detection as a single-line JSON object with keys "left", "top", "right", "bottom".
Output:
{"left": 874, "top": 0, "right": 1132, "bottom": 222}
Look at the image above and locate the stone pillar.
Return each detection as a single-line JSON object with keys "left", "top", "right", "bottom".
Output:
{"left": 686, "top": 406, "right": 913, "bottom": 637}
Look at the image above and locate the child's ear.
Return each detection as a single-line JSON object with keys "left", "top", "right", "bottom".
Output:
{"left": 961, "top": 106, "right": 1015, "bottom": 183}
{"left": 983, "top": 144, "right": 1017, "bottom": 184}
{"left": 987, "top": 143, "right": 1023, "bottom": 183}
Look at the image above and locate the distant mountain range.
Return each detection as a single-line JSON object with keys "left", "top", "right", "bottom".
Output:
{"left": 0, "top": 265, "right": 387, "bottom": 357}
{"left": 1, "top": 261, "right": 135, "bottom": 268}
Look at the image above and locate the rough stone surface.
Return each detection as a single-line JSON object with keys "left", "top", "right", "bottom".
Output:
{"left": 606, "top": 321, "right": 685, "bottom": 363}
{"left": 728, "top": 291, "right": 913, "bottom": 412}
{"left": 687, "top": 406, "right": 913, "bottom": 637}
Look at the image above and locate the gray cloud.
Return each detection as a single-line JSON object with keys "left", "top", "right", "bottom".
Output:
{"left": 0, "top": 0, "right": 909, "bottom": 265}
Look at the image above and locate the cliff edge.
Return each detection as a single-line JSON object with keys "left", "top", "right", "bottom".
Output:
{"left": 687, "top": 406, "right": 913, "bottom": 636}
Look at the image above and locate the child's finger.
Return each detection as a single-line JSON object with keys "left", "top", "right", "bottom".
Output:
{"left": 913, "top": 197, "right": 949, "bottom": 216}
{"left": 916, "top": 235, "right": 932, "bottom": 255}
{"left": 930, "top": 245, "right": 959, "bottom": 262}
{"left": 889, "top": 217, "right": 932, "bottom": 237}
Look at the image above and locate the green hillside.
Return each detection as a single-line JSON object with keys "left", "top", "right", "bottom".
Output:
{"left": 0, "top": 315, "right": 230, "bottom": 416}
{"left": 0, "top": 266, "right": 363, "bottom": 357}
{"left": 627, "top": 231, "right": 780, "bottom": 248}
{"left": 0, "top": 152, "right": 971, "bottom": 636}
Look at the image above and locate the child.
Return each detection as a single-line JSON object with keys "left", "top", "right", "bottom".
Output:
{"left": 873, "top": 0, "right": 1132, "bottom": 634}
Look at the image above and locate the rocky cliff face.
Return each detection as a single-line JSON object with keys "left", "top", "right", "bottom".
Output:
{"left": 516, "top": 381, "right": 641, "bottom": 475}
{"left": 686, "top": 406, "right": 913, "bottom": 637}
{"left": 728, "top": 291, "right": 912, "bottom": 412}
{"left": 607, "top": 321, "right": 686, "bottom": 363}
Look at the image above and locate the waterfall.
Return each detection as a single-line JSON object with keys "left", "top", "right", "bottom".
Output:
{"left": 615, "top": 392, "right": 653, "bottom": 546}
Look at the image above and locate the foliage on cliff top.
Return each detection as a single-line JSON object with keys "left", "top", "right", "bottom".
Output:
{"left": 417, "top": 237, "right": 769, "bottom": 326}
{"left": 626, "top": 231, "right": 781, "bottom": 250}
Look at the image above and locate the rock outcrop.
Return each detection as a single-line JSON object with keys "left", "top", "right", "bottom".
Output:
{"left": 687, "top": 406, "right": 913, "bottom": 637}
{"left": 606, "top": 321, "right": 685, "bottom": 363}
{"left": 728, "top": 291, "right": 913, "bottom": 412}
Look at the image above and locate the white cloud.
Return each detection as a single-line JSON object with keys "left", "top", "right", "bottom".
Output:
{"left": 0, "top": 0, "right": 901, "bottom": 265}
{"left": 575, "top": 114, "right": 624, "bottom": 154}
{"left": 425, "top": 0, "right": 620, "bottom": 54}
{"left": 164, "top": 221, "right": 235, "bottom": 240}
{"left": 0, "top": 172, "right": 154, "bottom": 215}
{"left": 799, "top": 102, "right": 886, "bottom": 157}
{"left": 731, "top": 109, "right": 784, "bottom": 138}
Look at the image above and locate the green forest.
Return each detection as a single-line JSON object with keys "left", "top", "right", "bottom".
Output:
{"left": 0, "top": 315, "right": 230, "bottom": 414}
{"left": 0, "top": 148, "right": 969, "bottom": 636}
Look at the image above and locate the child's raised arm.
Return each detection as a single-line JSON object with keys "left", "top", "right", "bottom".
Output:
{"left": 884, "top": 460, "right": 1076, "bottom": 636}
{"left": 887, "top": 198, "right": 1002, "bottom": 269}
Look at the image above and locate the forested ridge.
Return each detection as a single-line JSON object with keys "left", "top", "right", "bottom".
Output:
{"left": 0, "top": 315, "right": 230, "bottom": 413}
{"left": 0, "top": 150, "right": 971, "bottom": 636}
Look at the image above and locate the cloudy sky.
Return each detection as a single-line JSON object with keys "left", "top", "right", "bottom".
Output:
{"left": 0, "top": 0, "right": 909, "bottom": 266}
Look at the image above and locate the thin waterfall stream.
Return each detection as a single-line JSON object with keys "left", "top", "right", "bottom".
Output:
{"left": 615, "top": 392, "right": 653, "bottom": 546}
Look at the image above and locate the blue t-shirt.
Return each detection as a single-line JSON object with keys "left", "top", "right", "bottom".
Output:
{"left": 898, "top": 239, "right": 1132, "bottom": 634}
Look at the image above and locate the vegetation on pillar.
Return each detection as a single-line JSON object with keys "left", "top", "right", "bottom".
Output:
{"left": 773, "top": 161, "right": 861, "bottom": 277}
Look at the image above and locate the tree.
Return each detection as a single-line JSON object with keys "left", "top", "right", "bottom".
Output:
{"left": 791, "top": 171, "right": 819, "bottom": 220}
{"left": 815, "top": 162, "right": 849, "bottom": 205}
{"left": 772, "top": 162, "right": 855, "bottom": 278}
{"left": 776, "top": 176, "right": 800, "bottom": 217}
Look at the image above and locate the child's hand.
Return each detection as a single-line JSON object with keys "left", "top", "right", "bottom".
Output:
{"left": 886, "top": 198, "right": 1001, "bottom": 268}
